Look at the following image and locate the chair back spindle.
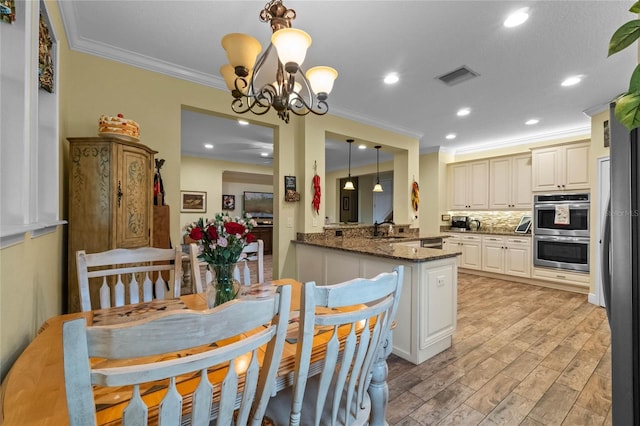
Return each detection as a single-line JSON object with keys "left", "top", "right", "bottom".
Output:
{"left": 76, "top": 247, "right": 182, "bottom": 312}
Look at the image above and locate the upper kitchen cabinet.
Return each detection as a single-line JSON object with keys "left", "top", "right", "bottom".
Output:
{"left": 531, "top": 142, "right": 590, "bottom": 192}
{"left": 489, "top": 154, "right": 532, "bottom": 209}
{"left": 448, "top": 160, "right": 489, "bottom": 210}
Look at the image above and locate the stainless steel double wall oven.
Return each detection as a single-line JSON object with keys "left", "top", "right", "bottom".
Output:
{"left": 533, "top": 193, "right": 590, "bottom": 272}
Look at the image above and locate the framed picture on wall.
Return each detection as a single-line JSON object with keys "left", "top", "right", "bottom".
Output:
{"left": 181, "top": 191, "right": 206, "bottom": 213}
{"left": 222, "top": 194, "right": 235, "bottom": 210}
{"left": 284, "top": 175, "right": 296, "bottom": 191}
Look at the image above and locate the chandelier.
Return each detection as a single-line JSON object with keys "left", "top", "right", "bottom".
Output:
{"left": 220, "top": 0, "right": 338, "bottom": 123}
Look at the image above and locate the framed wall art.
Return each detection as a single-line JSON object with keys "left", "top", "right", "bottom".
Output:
{"left": 181, "top": 191, "right": 206, "bottom": 213}
{"left": 222, "top": 194, "right": 235, "bottom": 210}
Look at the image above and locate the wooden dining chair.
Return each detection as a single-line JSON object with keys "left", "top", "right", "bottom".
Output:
{"left": 189, "top": 240, "right": 264, "bottom": 293}
{"left": 62, "top": 284, "right": 291, "bottom": 426}
{"left": 265, "top": 266, "right": 404, "bottom": 426}
{"left": 76, "top": 247, "right": 182, "bottom": 312}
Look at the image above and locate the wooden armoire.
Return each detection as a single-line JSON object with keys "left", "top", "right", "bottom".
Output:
{"left": 67, "top": 137, "right": 157, "bottom": 312}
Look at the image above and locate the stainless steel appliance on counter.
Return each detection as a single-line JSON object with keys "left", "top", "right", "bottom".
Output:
{"left": 533, "top": 193, "right": 590, "bottom": 272}
{"left": 451, "top": 216, "right": 469, "bottom": 230}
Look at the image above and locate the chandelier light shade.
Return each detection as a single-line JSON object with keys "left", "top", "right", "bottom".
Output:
{"left": 220, "top": 0, "right": 338, "bottom": 123}
{"left": 344, "top": 139, "right": 355, "bottom": 190}
{"left": 221, "top": 33, "right": 262, "bottom": 76}
{"left": 373, "top": 145, "right": 383, "bottom": 192}
{"left": 306, "top": 66, "right": 339, "bottom": 99}
{"left": 271, "top": 28, "right": 312, "bottom": 72}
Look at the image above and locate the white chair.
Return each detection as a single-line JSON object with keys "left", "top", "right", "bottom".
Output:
{"left": 76, "top": 247, "right": 182, "bottom": 312}
{"left": 265, "top": 266, "right": 404, "bottom": 426}
{"left": 189, "top": 240, "right": 264, "bottom": 294}
{"left": 63, "top": 284, "right": 291, "bottom": 426}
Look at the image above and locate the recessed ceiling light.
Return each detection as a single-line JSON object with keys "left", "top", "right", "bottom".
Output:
{"left": 358, "top": 144, "right": 367, "bottom": 150}
{"left": 446, "top": 133, "right": 457, "bottom": 140}
{"left": 260, "top": 152, "right": 269, "bottom": 157}
{"left": 504, "top": 7, "right": 529, "bottom": 28}
{"left": 384, "top": 72, "right": 399, "bottom": 85}
{"left": 525, "top": 118, "right": 539, "bottom": 125}
{"left": 457, "top": 108, "right": 471, "bottom": 117}
{"left": 204, "top": 143, "right": 214, "bottom": 149}
{"left": 238, "top": 119, "right": 249, "bottom": 125}
{"left": 561, "top": 75, "right": 583, "bottom": 87}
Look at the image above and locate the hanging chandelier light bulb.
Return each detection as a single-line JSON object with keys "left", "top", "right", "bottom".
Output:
{"left": 344, "top": 139, "right": 355, "bottom": 190}
{"left": 220, "top": 0, "right": 338, "bottom": 123}
{"left": 373, "top": 145, "right": 383, "bottom": 192}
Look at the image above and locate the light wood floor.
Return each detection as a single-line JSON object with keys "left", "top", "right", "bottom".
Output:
{"left": 386, "top": 273, "right": 612, "bottom": 425}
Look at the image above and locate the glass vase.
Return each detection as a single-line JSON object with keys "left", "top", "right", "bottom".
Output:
{"left": 206, "top": 262, "right": 240, "bottom": 308}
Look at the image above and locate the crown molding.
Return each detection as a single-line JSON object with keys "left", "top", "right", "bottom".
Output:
{"left": 453, "top": 125, "right": 591, "bottom": 155}
{"left": 59, "top": 2, "right": 225, "bottom": 89}
{"left": 329, "top": 106, "right": 424, "bottom": 141}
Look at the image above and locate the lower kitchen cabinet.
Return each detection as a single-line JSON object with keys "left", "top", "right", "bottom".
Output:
{"left": 481, "top": 236, "right": 531, "bottom": 278}
{"left": 295, "top": 243, "right": 458, "bottom": 364}
{"left": 445, "top": 234, "right": 482, "bottom": 270}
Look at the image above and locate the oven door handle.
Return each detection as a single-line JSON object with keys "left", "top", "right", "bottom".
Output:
{"left": 534, "top": 235, "right": 590, "bottom": 242}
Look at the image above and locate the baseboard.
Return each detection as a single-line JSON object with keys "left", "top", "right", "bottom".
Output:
{"left": 588, "top": 292, "right": 602, "bottom": 306}
{"left": 458, "top": 268, "right": 589, "bottom": 294}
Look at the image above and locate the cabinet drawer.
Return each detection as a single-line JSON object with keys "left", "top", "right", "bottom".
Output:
{"left": 532, "top": 267, "right": 589, "bottom": 285}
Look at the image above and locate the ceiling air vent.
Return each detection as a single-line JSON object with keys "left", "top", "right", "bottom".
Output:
{"left": 436, "top": 66, "right": 479, "bottom": 86}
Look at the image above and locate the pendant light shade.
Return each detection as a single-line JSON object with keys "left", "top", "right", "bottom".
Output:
{"left": 373, "top": 145, "right": 383, "bottom": 192}
{"left": 344, "top": 139, "right": 355, "bottom": 190}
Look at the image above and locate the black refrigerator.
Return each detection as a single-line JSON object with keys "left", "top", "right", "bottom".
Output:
{"left": 604, "top": 103, "right": 640, "bottom": 424}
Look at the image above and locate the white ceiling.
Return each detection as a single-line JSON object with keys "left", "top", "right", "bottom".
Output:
{"left": 59, "top": 1, "right": 636, "bottom": 172}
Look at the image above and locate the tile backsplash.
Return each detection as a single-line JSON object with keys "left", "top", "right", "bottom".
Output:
{"left": 447, "top": 211, "right": 532, "bottom": 233}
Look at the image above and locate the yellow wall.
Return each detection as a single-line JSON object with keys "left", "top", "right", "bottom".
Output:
{"left": 180, "top": 156, "right": 273, "bottom": 230}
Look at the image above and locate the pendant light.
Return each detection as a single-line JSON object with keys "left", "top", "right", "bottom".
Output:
{"left": 373, "top": 145, "right": 383, "bottom": 192}
{"left": 343, "top": 139, "right": 355, "bottom": 190}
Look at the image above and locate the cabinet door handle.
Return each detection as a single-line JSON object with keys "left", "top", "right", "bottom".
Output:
{"left": 557, "top": 185, "right": 561, "bottom": 188}
{"left": 117, "top": 180, "right": 123, "bottom": 207}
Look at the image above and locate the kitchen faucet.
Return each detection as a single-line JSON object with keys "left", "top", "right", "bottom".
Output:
{"left": 373, "top": 220, "right": 395, "bottom": 236}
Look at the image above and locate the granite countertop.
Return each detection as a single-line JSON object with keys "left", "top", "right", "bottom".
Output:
{"left": 292, "top": 238, "right": 461, "bottom": 262}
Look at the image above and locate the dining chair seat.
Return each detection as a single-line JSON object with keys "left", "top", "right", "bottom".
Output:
{"left": 76, "top": 247, "right": 183, "bottom": 312}
{"left": 62, "top": 284, "right": 291, "bottom": 426}
{"left": 264, "top": 266, "right": 404, "bottom": 426}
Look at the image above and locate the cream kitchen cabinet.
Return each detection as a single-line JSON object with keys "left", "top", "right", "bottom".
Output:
{"left": 294, "top": 242, "right": 458, "bottom": 365}
{"left": 489, "top": 154, "right": 532, "bottom": 209}
{"left": 531, "top": 142, "right": 590, "bottom": 192}
{"left": 448, "top": 160, "right": 489, "bottom": 209}
{"left": 481, "top": 235, "right": 531, "bottom": 278}
{"left": 446, "top": 234, "right": 482, "bottom": 270}
{"left": 67, "top": 137, "right": 156, "bottom": 313}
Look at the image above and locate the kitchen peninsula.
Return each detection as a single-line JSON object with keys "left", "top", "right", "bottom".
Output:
{"left": 294, "top": 231, "right": 461, "bottom": 365}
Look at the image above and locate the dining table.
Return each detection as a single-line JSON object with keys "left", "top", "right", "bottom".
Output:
{"left": 1, "top": 279, "right": 393, "bottom": 426}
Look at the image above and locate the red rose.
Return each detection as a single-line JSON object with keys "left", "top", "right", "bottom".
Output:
{"left": 246, "top": 233, "right": 256, "bottom": 243}
{"left": 189, "top": 227, "right": 203, "bottom": 241}
{"left": 207, "top": 226, "right": 218, "bottom": 241}
{"left": 224, "top": 222, "right": 245, "bottom": 235}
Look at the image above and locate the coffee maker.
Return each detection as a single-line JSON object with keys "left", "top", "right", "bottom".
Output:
{"left": 451, "top": 215, "right": 469, "bottom": 230}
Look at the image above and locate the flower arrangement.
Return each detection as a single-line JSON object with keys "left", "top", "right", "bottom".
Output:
{"left": 184, "top": 212, "right": 257, "bottom": 265}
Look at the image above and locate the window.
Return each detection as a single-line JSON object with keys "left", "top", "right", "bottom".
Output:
{"left": 0, "top": 0, "right": 64, "bottom": 248}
